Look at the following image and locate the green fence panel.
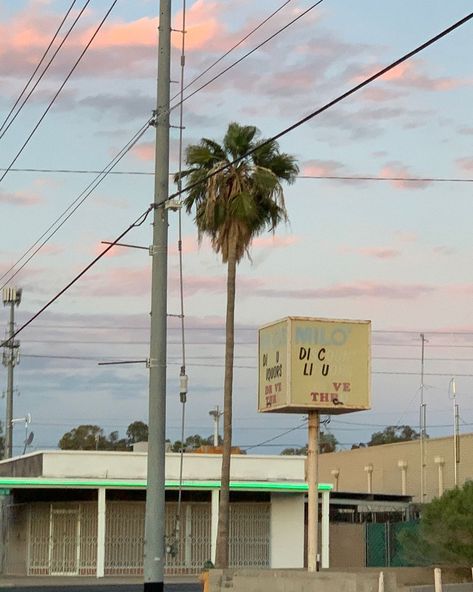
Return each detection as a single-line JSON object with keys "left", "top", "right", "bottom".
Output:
{"left": 391, "top": 521, "right": 421, "bottom": 567}
{"left": 366, "top": 523, "right": 387, "bottom": 567}
{"left": 366, "top": 521, "right": 421, "bottom": 567}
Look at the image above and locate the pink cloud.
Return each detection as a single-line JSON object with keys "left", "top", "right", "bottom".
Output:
{"left": 78, "top": 266, "right": 150, "bottom": 297}
{"left": 393, "top": 231, "right": 417, "bottom": 244}
{"left": 302, "top": 160, "right": 344, "bottom": 177}
{"left": 93, "top": 243, "right": 132, "bottom": 259}
{"left": 456, "top": 157, "right": 473, "bottom": 173}
{"left": 433, "top": 245, "right": 456, "bottom": 257}
{"left": 0, "top": 190, "right": 42, "bottom": 206}
{"left": 354, "top": 61, "right": 467, "bottom": 92}
{"left": 81, "top": 17, "right": 156, "bottom": 49}
{"left": 447, "top": 284, "right": 473, "bottom": 296}
{"left": 173, "top": 274, "right": 264, "bottom": 296}
{"left": 255, "top": 281, "right": 435, "bottom": 300}
{"left": 252, "top": 235, "right": 299, "bottom": 249}
{"left": 360, "top": 87, "right": 405, "bottom": 102}
{"left": 132, "top": 142, "right": 154, "bottom": 162}
{"left": 169, "top": 236, "right": 200, "bottom": 256}
{"left": 379, "top": 162, "right": 431, "bottom": 190}
{"left": 340, "top": 246, "right": 401, "bottom": 259}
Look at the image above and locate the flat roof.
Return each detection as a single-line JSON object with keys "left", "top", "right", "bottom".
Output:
{"left": 0, "top": 477, "right": 332, "bottom": 493}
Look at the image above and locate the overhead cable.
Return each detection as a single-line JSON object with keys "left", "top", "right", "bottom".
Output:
{"left": 0, "top": 0, "right": 80, "bottom": 138}
{"left": 0, "top": 0, "right": 88, "bottom": 140}
{"left": 0, "top": 0, "right": 119, "bottom": 185}
{"left": 2, "top": 12, "right": 471, "bottom": 345}
{"left": 0, "top": 1, "right": 317, "bottom": 287}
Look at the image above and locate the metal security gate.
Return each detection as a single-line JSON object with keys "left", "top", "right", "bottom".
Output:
{"left": 104, "top": 501, "right": 211, "bottom": 576}
{"left": 229, "top": 503, "right": 270, "bottom": 568}
{"left": 49, "top": 509, "right": 79, "bottom": 575}
{"left": 27, "top": 503, "right": 97, "bottom": 576}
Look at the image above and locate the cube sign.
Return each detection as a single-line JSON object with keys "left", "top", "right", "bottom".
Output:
{"left": 258, "top": 317, "right": 371, "bottom": 414}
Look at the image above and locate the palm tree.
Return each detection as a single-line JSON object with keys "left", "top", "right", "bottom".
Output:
{"left": 176, "top": 122, "right": 298, "bottom": 567}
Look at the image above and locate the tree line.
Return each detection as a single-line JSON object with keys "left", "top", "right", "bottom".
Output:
{"left": 57, "top": 422, "right": 422, "bottom": 454}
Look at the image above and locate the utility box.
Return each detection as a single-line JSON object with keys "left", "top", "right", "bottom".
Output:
{"left": 258, "top": 316, "right": 371, "bottom": 414}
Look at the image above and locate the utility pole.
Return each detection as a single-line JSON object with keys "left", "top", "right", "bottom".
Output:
{"left": 450, "top": 378, "right": 460, "bottom": 487}
{"left": 143, "top": 1, "right": 171, "bottom": 591}
{"left": 307, "top": 410, "right": 320, "bottom": 572}
{"left": 2, "top": 287, "right": 22, "bottom": 459}
{"left": 419, "top": 333, "right": 426, "bottom": 502}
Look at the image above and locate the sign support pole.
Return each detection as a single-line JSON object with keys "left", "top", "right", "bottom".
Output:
{"left": 307, "top": 410, "right": 320, "bottom": 572}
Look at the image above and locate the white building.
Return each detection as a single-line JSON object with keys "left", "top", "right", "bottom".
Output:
{"left": 0, "top": 450, "right": 333, "bottom": 577}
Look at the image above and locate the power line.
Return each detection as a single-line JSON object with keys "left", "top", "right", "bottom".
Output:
{"left": 0, "top": 2, "right": 319, "bottom": 287}
{"left": 243, "top": 420, "right": 308, "bottom": 452}
{"left": 166, "top": 11, "right": 473, "bottom": 208}
{"left": 0, "top": 120, "right": 151, "bottom": 290}
{"left": 168, "top": 1, "right": 324, "bottom": 110}
{"left": 0, "top": 0, "right": 87, "bottom": 140}
{"left": 172, "top": 0, "right": 294, "bottom": 99}
{"left": 3, "top": 13, "right": 472, "bottom": 346}
{"left": 0, "top": 0, "right": 118, "bottom": 186}
{"left": 0, "top": 207, "right": 153, "bottom": 349}
{"left": 0, "top": 0, "right": 80, "bottom": 138}
{"left": 18, "top": 323, "right": 473, "bottom": 338}
{"left": 4, "top": 167, "right": 472, "bottom": 185}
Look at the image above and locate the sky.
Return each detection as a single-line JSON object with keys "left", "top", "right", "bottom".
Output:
{"left": 0, "top": 0, "right": 472, "bottom": 457}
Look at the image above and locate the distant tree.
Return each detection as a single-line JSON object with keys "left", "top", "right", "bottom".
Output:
{"left": 319, "top": 432, "right": 338, "bottom": 453}
{"left": 368, "top": 425, "right": 422, "bottom": 447}
{"left": 351, "top": 442, "right": 367, "bottom": 450}
{"left": 169, "top": 434, "right": 219, "bottom": 452}
{"left": 59, "top": 425, "right": 107, "bottom": 450}
{"left": 280, "top": 432, "right": 337, "bottom": 456}
{"left": 58, "top": 422, "right": 144, "bottom": 451}
{"left": 281, "top": 446, "right": 307, "bottom": 456}
{"left": 399, "top": 481, "right": 473, "bottom": 566}
{"left": 126, "top": 421, "right": 148, "bottom": 445}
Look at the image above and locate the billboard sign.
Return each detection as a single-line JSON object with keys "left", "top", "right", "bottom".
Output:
{"left": 258, "top": 317, "right": 371, "bottom": 414}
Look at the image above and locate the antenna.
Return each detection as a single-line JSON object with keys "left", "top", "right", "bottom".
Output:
{"left": 23, "top": 431, "right": 34, "bottom": 455}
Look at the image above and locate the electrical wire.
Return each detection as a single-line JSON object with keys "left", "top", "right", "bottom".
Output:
{"left": 0, "top": 0, "right": 80, "bottom": 138}
{"left": 170, "top": 0, "right": 294, "bottom": 102}
{"left": 2, "top": 13, "right": 472, "bottom": 347}
{"left": 0, "top": 206, "right": 153, "bottom": 349}
{"left": 167, "top": 0, "right": 324, "bottom": 116}
{"left": 0, "top": 1, "right": 319, "bottom": 288}
{"left": 0, "top": 120, "right": 151, "bottom": 290}
{"left": 0, "top": 0, "right": 119, "bottom": 185}
{"left": 165, "top": 11, "right": 473, "bottom": 208}
{"left": 4, "top": 167, "right": 473, "bottom": 185}
{"left": 243, "top": 418, "right": 308, "bottom": 452}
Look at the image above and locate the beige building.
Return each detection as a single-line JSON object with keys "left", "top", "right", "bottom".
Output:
{"left": 318, "top": 432, "right": 473, "bottom": 502}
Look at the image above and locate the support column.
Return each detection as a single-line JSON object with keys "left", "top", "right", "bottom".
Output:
{"left": 307, "top": 410, "right": 320, "bottom": 572}
{"left": 210, "top": 489, "right": 219, "bottom": 564}
{"left": 320, "top": 490, "right": 330, "bottom": 569}
{"left": 97, "top": 488, "right": 106, "bottom": 578}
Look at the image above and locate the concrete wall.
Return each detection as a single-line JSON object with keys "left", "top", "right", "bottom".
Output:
{"left": 270, "top": 494, "right": 304, "bottom": 568}
{"left": 208, "top": 568, "right": 473, "bottom": 592}
{"left": 318, "top": 433, "right": 473, "bottom": 502}
{"left": 208, "top": 569, "right": 398, "bottom": 592}
{"left": 330, "top": 524, "right": 365, "bottom": 568}
{"left": 14, "top": 450, "right": 306, "bottom": 483}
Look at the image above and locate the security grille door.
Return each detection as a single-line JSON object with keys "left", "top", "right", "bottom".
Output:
{"left": 49, "top": 509, "right": 80, "bottom": 575}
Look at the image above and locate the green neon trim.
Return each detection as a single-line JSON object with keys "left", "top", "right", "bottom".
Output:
{"left": 0, "top": 477, "right": 332, "bottom": 492}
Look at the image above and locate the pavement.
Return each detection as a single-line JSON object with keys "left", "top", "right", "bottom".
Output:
{"left": 0, "top": 576, "right": 202, "bottom": 591}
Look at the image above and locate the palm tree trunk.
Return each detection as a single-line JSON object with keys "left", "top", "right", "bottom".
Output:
{"left": 215, "top": 248, "right": 237, "bottom": 568}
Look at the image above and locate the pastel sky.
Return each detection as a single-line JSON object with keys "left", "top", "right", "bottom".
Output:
{"left": 0, "top": 0, "right": 472, "bottom": 455}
